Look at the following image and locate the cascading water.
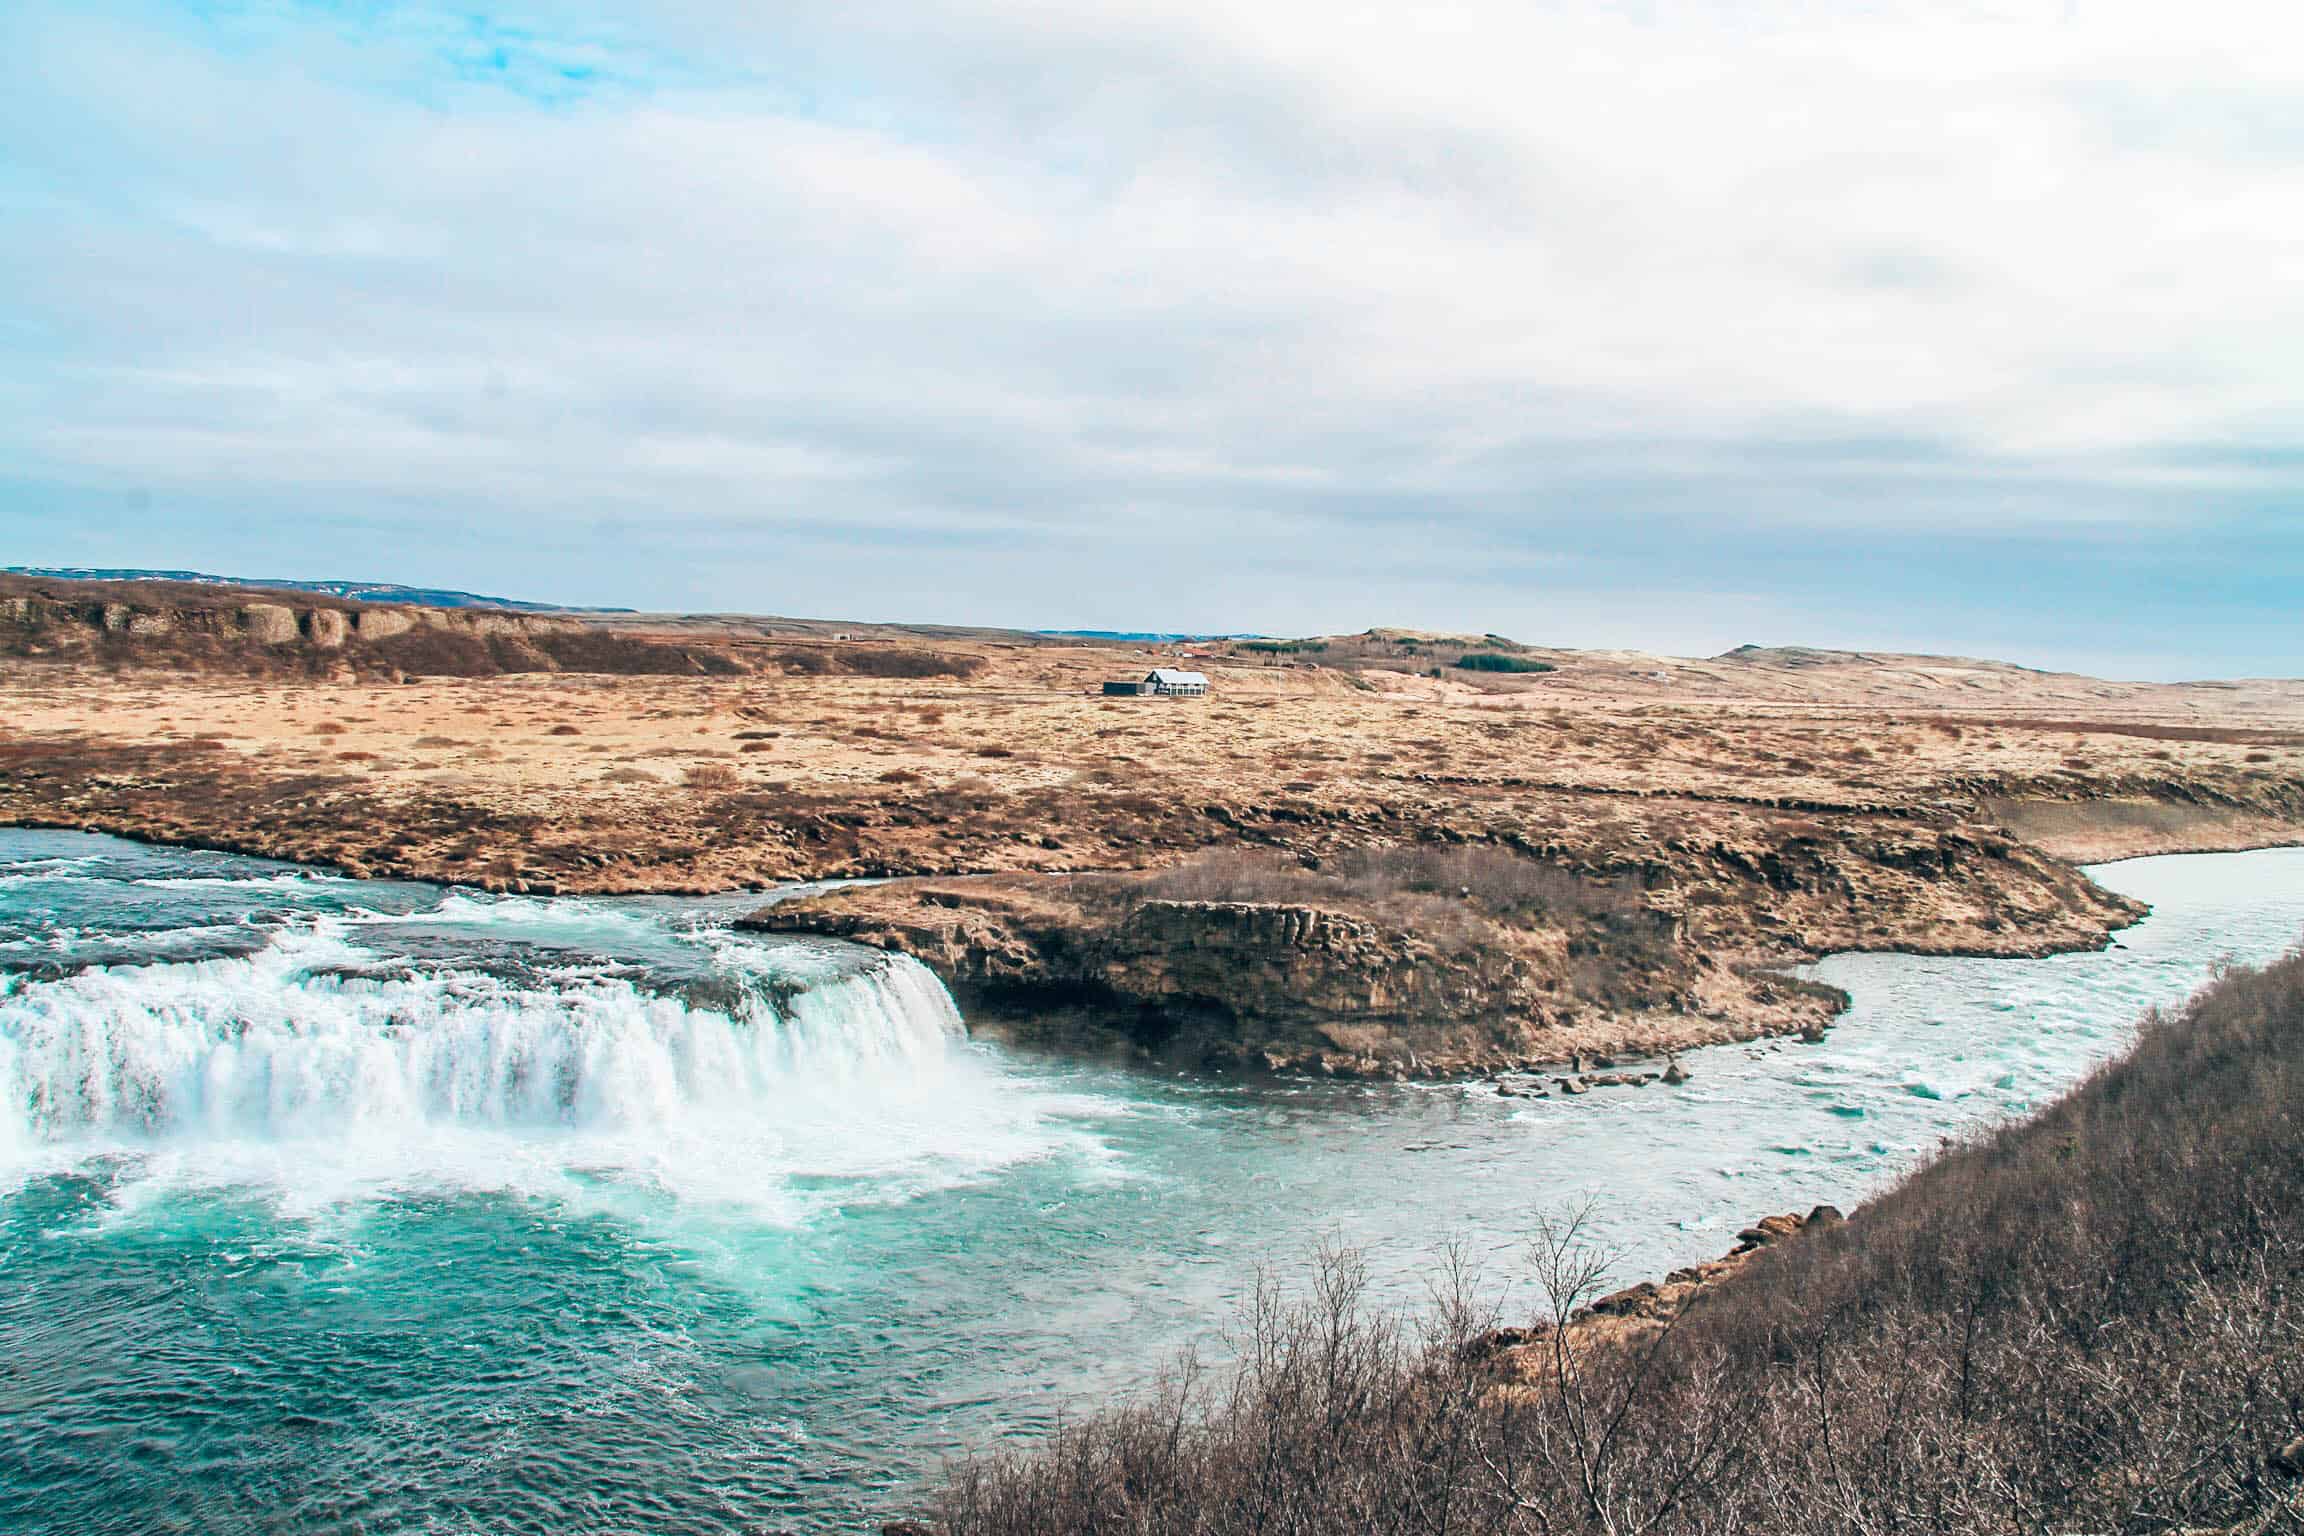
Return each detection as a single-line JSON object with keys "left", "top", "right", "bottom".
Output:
{"left": 4, "top": 828, "right": 2303, "bottom": 1536}
{"left": 0, "top": 840, "right": 1057, "bottom": 1226}
{"left": 0, "top": 925, "right": 963, "bottom": 1153}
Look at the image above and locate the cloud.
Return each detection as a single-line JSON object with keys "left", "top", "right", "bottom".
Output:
{"left": 0, "top": 0, "right": 2299, "bottom": 672}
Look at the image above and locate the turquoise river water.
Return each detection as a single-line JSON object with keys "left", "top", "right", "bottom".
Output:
{"left": 2, "top": 828, "right": 2300, "bottom": 1534}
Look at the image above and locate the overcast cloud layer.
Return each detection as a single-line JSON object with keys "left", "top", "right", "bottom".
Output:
{"left": 3, "top": 0, "right": 2300, "bottom": 676}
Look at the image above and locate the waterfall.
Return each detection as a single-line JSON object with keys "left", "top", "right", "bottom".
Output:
{"left": 0, "top": 925, "right": 967, "bottom": 1151}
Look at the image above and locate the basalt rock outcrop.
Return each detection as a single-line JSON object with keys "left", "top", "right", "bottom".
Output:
{"left": 744, "top": 873, "right": 1845, "bottom": 1075}
{"left": 0, "top": 572, "right": 742, "bottom": 680}
{"left": 739, "top": 804, "right": 2149, "bottom": 1076}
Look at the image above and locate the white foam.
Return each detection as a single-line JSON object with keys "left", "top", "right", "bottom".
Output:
{"left": 0, "top": 922, "right": 1104, "bottom": 1222}
{"left": 136, "top": 873, "right": 351, "bottom": 891}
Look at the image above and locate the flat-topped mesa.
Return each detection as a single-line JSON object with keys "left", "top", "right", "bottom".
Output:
{"left": 741, "top": 868, "right": 1840, "bottom": 1077}
{"left": 0, "top": 574, "right": 595, "bottom": 675}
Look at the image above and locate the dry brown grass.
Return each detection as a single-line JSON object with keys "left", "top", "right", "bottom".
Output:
{"left": 4, "top": 625, "right": 2301, "bottom": 894}
{"left": 929, "top": 946, "right": 2304, "bottom": 1536}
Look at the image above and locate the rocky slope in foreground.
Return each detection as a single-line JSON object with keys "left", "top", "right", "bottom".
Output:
{"left": 919, "top": 946, "right": 2304, "bottom": 1536}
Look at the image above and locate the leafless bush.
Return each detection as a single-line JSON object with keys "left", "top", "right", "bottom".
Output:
{"left": 838, "top": 647, "right": 986, "bottom": 680}
{"left": 926, "top": 945, "right": 2304, "bottom": 1536}
{"left": 763, "top": 645, "right": 984, "bottom": 679}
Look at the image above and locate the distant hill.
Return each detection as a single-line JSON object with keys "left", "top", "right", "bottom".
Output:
{"left": 1037, "top": 630, "right": 1259, "bottom": 643}
{"left": 3, "top": 567, "right": 632, "bottom": 614}
{"left": 1713, "top": 642, "right": 2052, "bottom": 675}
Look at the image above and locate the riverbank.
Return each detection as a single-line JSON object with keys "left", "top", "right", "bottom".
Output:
{"left": 920, "top": 925, "right": 2304, "bottom": 1536}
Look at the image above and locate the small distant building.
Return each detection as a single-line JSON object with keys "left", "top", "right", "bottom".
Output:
{"left": 1100, "top": 668, "right": 1210, "bottom": 697}
{"left": 1146, "top": 668, "right": 1209, "bottom": 697}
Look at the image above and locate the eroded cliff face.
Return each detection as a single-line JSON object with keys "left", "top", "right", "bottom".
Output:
{"left": 0, "top": 578, "right": 806, "bottom": 683}
{"left": 748, "top": 876, "right": 1830, "bottom": 1075}
{"left": 746, "top": 820, "right": 2144, "bottom": 1077}
{"left": 0, "top": 577, "right": 594, "bottom": 677}
{"left": 760, "top": 885, "right": 1508, "bottom": 1068}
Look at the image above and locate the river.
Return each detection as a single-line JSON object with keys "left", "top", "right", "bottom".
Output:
{"left": 1, "top": 828, "right": 2298, "bottom": 1534}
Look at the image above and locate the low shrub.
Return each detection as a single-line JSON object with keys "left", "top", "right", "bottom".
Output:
{"left": 533, "top": 631, "right": 746, "bottom": 676}
{"left": 926, "top": 945, "right": 2304, "bottom": 1536}
{"left": 838, "top": 647, "right": 986, "bottom": 680}
{"left": 765, "top": 646, "right": 985, "bottom": 680}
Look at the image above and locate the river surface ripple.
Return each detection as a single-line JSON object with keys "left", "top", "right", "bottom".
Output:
{"left": 1, "top": 830, "right": 2298, "bottom": 1534}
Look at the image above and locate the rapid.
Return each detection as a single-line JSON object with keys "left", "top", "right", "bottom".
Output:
{"left": 2, "top": 828, "right": 2298, "bottom": 1534}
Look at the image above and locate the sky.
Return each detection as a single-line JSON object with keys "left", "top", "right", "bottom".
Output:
{"left": 2, "top": 0, "right": 2300, "bottom": 678}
